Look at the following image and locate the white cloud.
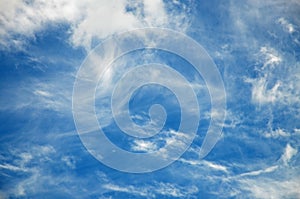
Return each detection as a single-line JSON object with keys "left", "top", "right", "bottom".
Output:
{"left": 0, "top": 145, "right": 57, "bottom": 197}
{"left": 102, "top": 183, "right": 149, "bottom": 197}
{"left": 0, "top": 163, "right": 28, "bottom": 172}
{"left": 131, "top": 139, "right": 158, "bottom": 152}
{"left": 102, "top": 182, "right": 198, "bottom": 198}
{"left": 34, "top": 90, "right": 52, "bottom": 97}
{"left": 70, "top": 0, "right": 191, "bottom": 50}
{"left": 245, "top": 77, "right": 281, "bottom": 105}
{"left": 0, "top": 0, "right": 81, "bottom": 49}
{"left": 61, "top": 156, "right": 76, "bottom": 169}
{"left": 227, "top": 1, "right": 300, "bottom": 109}
{"left": 70, "top": 0, "right": 140, "bottom": 50}
{"left": 129, "top": 129, "right": 192, "bottom": 160}
{"left": 156, "top": 129, "right": 193, "bottom": 159}
{"left": 259, "top": 46, "right": 282, "bottom": 69}
{"left": 204, "top": 109, "right": 241, "bottom": 129}
{"left": 1, "top": 145, "right": 55, "bottom": 174}
{"left": 281, "top": 143, "right": 297, "bottom": 165}
{"left": 143, "top": 0, "right": 168, "bottom": 26}
{"left": 277, "top": 17, "right": 295, "bottom": 33}
{"left": 1, "top": 144, "right": 89, "bottom": 197}
{"left": 179, "top": 158, "right": 228, "bottom": 173}
{"left": 295, "top": 128, "right": 300, "bottom": 134}
{"left": 0, "top": 78, "right": 72, "bottom": 113}
{"left": 155, "top": 182, "right": 198, "bottom": 198}
{"left": 203, "top": 161, "right": 228, "bottom": 173}
{"left": 239, "top": 177, "right": 300, "bottom": 199}
{"left": 32, "top": 82, "right": 71, "bottom": 112}
{"left": 0, "top": 0, "right": 191, "bottom": 51}
{"left": 245, "top": 46, "right": 300, "bottom": 107}
{"left": 244, "top": 47, "right": 282, "bottom": 105}
{"left": 227, "top": 143, "right": 299, "bottom": 198}
{"left": 238, "top": 165, "right": 278, "bottom": 177}
{"left": 264, "top": 128, "right": 290, "bottom": 138}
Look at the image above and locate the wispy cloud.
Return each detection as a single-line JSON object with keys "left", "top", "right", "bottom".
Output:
{"left": 244, "top": 46, "right": 283, "bottom": 106}
{"left": 102, "top": 181, "right": 198, "bottom": 198}
{"left": 238, "top": 176, "right": 300, "bottom": 199}
{"left": 1, "top": 0, "right": 300, "bottom": 198}
{"left": 0, "top": 76, "right": 73, "bottom": 113}
{"left": 0, "top": 144, "right": 89, "bottom": 198}
{"left": 129, "top": 129, "right": 192, "bottom": 158}
{"left": 238, "top": 165, "right": 278, "bottom": 177}
{"left": 242, "top": 45, "right": 300, "bottom": 115}
{"left": 179, "top": 158, "right": 228, "bottom": 173}
{"left": 224, "top": 142, "right": 299, "bottom": 198}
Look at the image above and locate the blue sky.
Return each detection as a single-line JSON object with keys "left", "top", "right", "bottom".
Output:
{"left": 0, "top": 0, "right": 300, "bottom": 198}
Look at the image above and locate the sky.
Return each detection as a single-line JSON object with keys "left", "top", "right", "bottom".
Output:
{"left": 0, "top": 0, "right": 300, "bottom": 198}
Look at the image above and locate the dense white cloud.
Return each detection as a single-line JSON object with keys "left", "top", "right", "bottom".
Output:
{"left": 72, "top": 0, "right": 191, "bottom": 50}
{"left": 0, "top": 0, "right": 82, "bottom": 49}
{"left": 0, "top": 0, "right": 191, "bottom": 51}
{"left": 70, "top": 0, "right": 140, "bottom": 50}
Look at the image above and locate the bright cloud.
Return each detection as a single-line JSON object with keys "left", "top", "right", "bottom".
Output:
{"left": 245, "top": 45, "right": 300, "bottom": 107}
{"left": 0, "top": 0, "right": 81, "bottom": 49}
{"left": 281, "top": 143, "right": 297, "bottom": 165}
{"left": 179, "top": 158, "right": 228, "bottom": 173}
{"left": 264, "top": 128, "right": 290, "bottom": 138}
{"left": 131, "top": 139, "right": 158, "bottom": 152}
{"left": 277, "top": 17, "right": 295, "bottom": 33}
{"left": 0, "top": 0, "right": 191, "bottom": 51}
